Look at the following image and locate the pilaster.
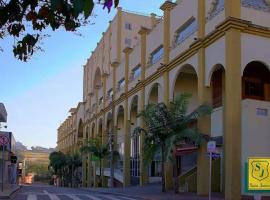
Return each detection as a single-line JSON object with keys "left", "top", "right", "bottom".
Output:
{"left": 224, "top": 28, "right": 242, "bottom": 200}
{"left": 224, "top": 1, "right": 241, "bottom": 199}
{"left": 196, "top": 0, "right": 212, "bottom": 195}
{"left": 122, "top": 48, "right": 133, "bottom": 187}
{"left": 160, "top": 1, "right": 176, "bottom": 190}
{"left": 138, "top": 27, "right": 150, "bottom": 186}
{"left": 117, "top": 7, "right": 122, "bottom": 63}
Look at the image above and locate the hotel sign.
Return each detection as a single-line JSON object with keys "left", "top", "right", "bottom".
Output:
{"left": 248, "top": 158, "right": 270, "bottom": 191}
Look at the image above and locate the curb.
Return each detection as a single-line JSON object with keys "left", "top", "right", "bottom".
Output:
{"left": 0, "top": 186, "right": 21, "bottom": 200}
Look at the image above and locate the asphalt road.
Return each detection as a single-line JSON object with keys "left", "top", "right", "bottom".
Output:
{"left": 12, "top": 185, "right": 142, "bottom": 200}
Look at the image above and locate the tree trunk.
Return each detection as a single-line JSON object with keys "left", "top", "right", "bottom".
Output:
{"left": 99, "top": 158, "right": 102, "bottom": 187}
{"left": 174, "top": 155, "right": 180, "bottom": 194}
{"left": 71, "top": 164, "right": 74, "bottom": 188}
{"left": 161, "top": 144, "right": 166, "bottom": 193}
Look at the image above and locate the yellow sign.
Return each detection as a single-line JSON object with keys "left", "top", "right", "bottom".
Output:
{"left": 248, "top": 158, "right": 270, "bottom": 191}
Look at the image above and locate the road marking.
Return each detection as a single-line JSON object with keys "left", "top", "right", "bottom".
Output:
{"left": 68, "top": 194, "right": 82, "bottom": 200}
{"left": 27, "top": 194, "right": 37, "bottom": 200}
{"left": 98, "top": 195, "right": 120, "bottom": 200}
{"left": 85, "top": 194, "right": 103, "bottom": 200}
{"left": 119, "top": 196, "right": 137, "bottom": 200}
{"left": 43, "top": 190, "right": 60, "bottom": 200}
{"left": 98, "top": 195, "right": 136, "bottom": 200}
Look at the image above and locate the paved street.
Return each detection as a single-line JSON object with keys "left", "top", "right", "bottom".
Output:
{"left": 12, "top": 185, "right": 142, "bottom": 200}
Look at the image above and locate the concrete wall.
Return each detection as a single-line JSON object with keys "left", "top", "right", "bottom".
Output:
{"left": 241, "top": 99, "right": 270, "bottom": 194}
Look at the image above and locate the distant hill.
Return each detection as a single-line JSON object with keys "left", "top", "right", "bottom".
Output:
{"left": 30, "top": 146, "right": 55, "bottom": 153}
{"left": 16, "top": 142, "right": 55, "bottom": 153}
{"left": 15, "top": 142, "right": 27, "bottom": 151}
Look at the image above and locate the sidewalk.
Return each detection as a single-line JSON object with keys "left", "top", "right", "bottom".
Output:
{"left": 85, "top": 183, "right": 225, "bottom": 200}
{"left": 0, "top": 184, "right": 21, "bottom": 199}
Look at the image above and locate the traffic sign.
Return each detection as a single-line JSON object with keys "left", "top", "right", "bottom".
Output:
{"left": 207, "top": 141, "right": 216, "bottom": 153}
{"left": 0, "top": 135, "right": 9, "bottom": 146}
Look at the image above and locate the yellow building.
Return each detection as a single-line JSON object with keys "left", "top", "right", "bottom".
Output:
{"left": 57, "top": 1, "right": 270, "bottom": 199}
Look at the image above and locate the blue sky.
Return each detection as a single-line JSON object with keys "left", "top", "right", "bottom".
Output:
{"left": 0, "top": 1, "right": 164, "bottom": 149}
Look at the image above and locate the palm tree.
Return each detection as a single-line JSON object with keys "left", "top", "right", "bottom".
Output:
{"left": 133, "top": 93, "right": 212, "bottom": 192}
{"left": 80, "top": 135, "right": 118, "bottom": 187}
{"left": 65, "top": 153, "right": 82, "bottom": 187}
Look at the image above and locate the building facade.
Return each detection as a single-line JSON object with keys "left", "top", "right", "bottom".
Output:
{"left": 57, "top": 1, "right": 270, "bottom": 199}
{"left": 0, "top": 104, "right": 17, "bottom": 187}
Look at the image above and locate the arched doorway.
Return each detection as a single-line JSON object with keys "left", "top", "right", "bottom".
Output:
{"left": 147, "top": 83, "right": 162, "bottom": 178}
{"left": 130, "top": 96, "right": 140, "bottom": 184}
{"left": 172, "top": 65, "right": 198, "bottom": 181}
{"left": 116, "top": 106, "right": 125, "bottom": 171}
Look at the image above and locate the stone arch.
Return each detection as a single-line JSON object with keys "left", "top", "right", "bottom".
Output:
{"left": 106, "top": 112, "right": 113, "bottom": 134}
{"left": 209, "top": 64, "right": 225, "bottom": 108}
{"left": 116, "top": 105, "right": 125, "bottom": 130}
{"left": 98, "top": 118, "right": 103, "bottom": 137}
{"left": 172, "top": 64, "right": 198, "bottom": 113}
{"left": 93, "top": 67, "right": 102, "bottom": 90}
{"left": 78, "top": 119, "right": 83, "bottom": 138}
{"left": 242, "top": 61, "right": 270, "bottom": 101}
{"left": 116, "top": 105, "right": 125, "bottom": 168}
{"left": 85, "top": 125, "right": 90, "bottom": 142}
{"left": 129, "top": 95, "right": 138, "bottom": 120}
{"left": 147, "top": 83, "right": 162, "bottom": 104}
{"left": 129, "top": 95, "right": 140, "bottom": 179}
{"left": 206, "top": 63, "right": 225, "bottom": 87}
{"left": 91, "top": 122, "right": 96, "bottom": 139}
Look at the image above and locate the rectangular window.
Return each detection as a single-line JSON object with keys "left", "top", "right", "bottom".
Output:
{"left": 125, "top": 22, "right": 132, "bottom": 30}
{"left": 151, "top": 46, "right": 164, "bottom": 65}
{"left": 118, "top": 78, "right": 125, "bottom": 91}
{"left": 133, "top": 65, "right": 141, "bottom": 79}
{"left": 175, "top": 17, "right": 197, "bottom": 45}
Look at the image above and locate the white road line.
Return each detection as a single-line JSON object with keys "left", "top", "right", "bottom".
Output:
{"left": 99, "top": 195, "right": 120, "bottom": 200}
{"left": 43, "top": 190, "right": 60, "bottom": 200}
{"left": 27, "top": 194, "right": 37, "bottom": 200}
{"left": 67, "top": 194, "right": 82, "bottom": 200}
{"left": 99, "top": 195, "right": 136, "bottom": 200}
{"left": 118, "top": 196, "right": 137, "bottom": 200}
{"left": 85, "top": 194, "right": 103, "bottom": 200}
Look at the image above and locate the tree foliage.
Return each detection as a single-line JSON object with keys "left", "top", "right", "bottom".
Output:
{"left": 80, "top": 135, "right": 118, "bottom": 186}
{"left": 133, "top": 93, "right": 212, "bottom": 192}
{"left": 0, "top": 0, "right": 119, "bottom": 61}
{"left": 48, "top": 151, "right": 82, "bottom": 187}
{"left": 48, "top": 151, "right": 66, "bottom": 175}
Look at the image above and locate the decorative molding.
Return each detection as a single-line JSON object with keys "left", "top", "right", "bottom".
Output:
{"left": 206, "top": 0, "right": 225, "bottom": 22}
{"left": 242, "top": 0, "right": 270, "bottom": 13}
